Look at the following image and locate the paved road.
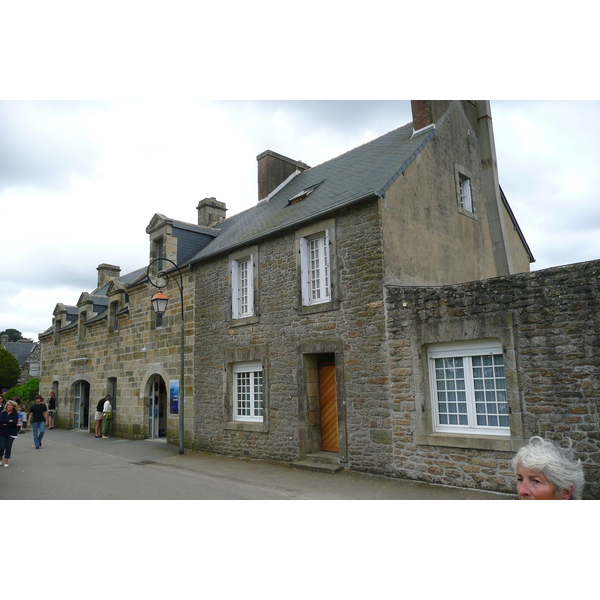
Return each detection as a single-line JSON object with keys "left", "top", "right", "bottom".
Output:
{"left": 0, "top": 428, "right": 514, "bottom": 500}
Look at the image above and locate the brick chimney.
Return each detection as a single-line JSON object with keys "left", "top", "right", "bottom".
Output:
{"left": 97, "top": 264, "right": 121, "bottom": 288}
{"left": 411, "top": 100, "right": 453, "bottom": 132}
{"left": 257, "top": 150, "right": 310, "bottom": 201}
{"left": 197, "top": 197, "right": 227, "bottom": 228}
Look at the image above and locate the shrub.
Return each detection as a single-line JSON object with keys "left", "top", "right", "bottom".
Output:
{"left": 4, "top": 378, "right": 40, "bottom": 407}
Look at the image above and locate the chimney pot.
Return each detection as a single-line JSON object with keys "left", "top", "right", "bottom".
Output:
{"left": 411, "top": 100, "right": 453, "bottom": 132}
{"left": 197, "top": 197, "right": 227, "bottom": 228}
{"left": 257, "top": 150, "right": 310, "bottom": 201}
{"left": 96, "top": 264, "right": 121, "bottom": 288}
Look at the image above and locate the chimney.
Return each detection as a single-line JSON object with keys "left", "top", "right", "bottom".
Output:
{"left": 97, "top": 264, "right": 121, "bottom": 288}
{"left": 197, "top": 197, "right": 227, "bottom": 228}
{"left": 257, "top": 150, "right": 310, "bottom": 201}
{"left": 411, "top": 100, "right": 453, "bottom": 132}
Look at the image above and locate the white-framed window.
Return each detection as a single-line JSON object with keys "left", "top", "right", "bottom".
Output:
{"left": 428, "top": 339, "right": 509, "bottom": 436}
{"left": 233, "top": 361, "right": 264, "bottom": 422}
{"left": 458, "top": 173, "right": 473, "bottom": 212}
{"left": 231, "top": 256, "right": 254, "bottom": 319}
{"left": 300, "top": 231, "right": 330, "bottom": 306}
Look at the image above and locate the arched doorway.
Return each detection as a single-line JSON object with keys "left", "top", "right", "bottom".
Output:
{"left": 73, "top": 380, "right": 90, "bottom": 430}
{"left": 148, "top": 375, "right": 167, "bottom": 439}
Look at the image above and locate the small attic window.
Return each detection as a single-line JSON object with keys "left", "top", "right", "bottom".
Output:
{"left": 286, "top": 181, "right": 324, "bottom": 206}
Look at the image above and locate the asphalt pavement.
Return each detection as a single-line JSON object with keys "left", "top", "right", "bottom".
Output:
{"left": 0, "top": 428, "right": 515, "bottom": 500}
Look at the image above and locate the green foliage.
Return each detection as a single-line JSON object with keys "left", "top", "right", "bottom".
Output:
{"left": 4, "top": 378, "right": 39, "bottom": 407}
{"left": 0, "top": 329, "right": 22, "bottom": 342}
{"left": 0, "top": 347, "right": 21, "bottom": 390}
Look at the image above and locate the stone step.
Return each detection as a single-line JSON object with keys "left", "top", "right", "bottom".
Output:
{"left": 305, "top": 451, "right": 341, "bottom": 465}
{"left": 291, "top": 451, "right": 344, "bottom": 474}
{"left": 290, "top": 460, "right": 344, "bottom": 474}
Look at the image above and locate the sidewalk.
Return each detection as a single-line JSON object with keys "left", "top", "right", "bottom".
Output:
{"left": 6, "top": 428, "right": 514, "bottom": 500}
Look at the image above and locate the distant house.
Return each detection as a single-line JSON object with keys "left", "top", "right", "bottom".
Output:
{"left": 0, "top": 335, "right": 40, "bottom": 385}
{"left": 44, "top": 100, "right": 583, "bottom": 496}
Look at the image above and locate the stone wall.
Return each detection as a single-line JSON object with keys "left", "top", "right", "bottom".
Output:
{"left": 386, "top": 260, "right": 600, "bottom": 498}
{"left": 193, "top": 199, "right": 394, "bottom": 470}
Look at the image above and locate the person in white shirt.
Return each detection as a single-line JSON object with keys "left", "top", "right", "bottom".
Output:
{"left": 101, "top": 395, "right": 113, "bottom": 439}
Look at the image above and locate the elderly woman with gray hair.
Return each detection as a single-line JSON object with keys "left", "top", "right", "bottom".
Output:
{"left": 512, "top": 436, "right": 585, "bottom": 500}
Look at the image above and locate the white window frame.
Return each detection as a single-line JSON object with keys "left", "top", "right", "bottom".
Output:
{"left": 233, "top": 361, "right": 264, "bottom": 422}
{"left": 300, "top": 231, "right": 330, "bottom": 306}
{"left": 459, "top": 174, "right": 473, "bottom": 212}
{"left": 231, "top": 255, "right": 254, "bottom": 319}
{"left": 428, "top": 339, "right": 510, "bottom": 437}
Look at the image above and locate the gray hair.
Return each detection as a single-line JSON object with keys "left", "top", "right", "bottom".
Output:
{"left": 511, "top": 436, "right": 585, "bottom": 499}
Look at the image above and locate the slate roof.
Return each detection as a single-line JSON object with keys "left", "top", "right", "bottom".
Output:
{"left": 189, "top": 122, "right": 436, "bottom": 264}
{"left": 171, "top": 221, "right": 218, "bottom": 265}
{"left": 5, "top": 342, "right": 36, "bottom": 367}
{"left": 93, "top": 267, "right": 147, "bottom": 296}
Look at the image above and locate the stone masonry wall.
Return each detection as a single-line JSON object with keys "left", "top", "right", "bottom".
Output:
{"left": 386, "top": 260, "right": 600, "bottom": 498}
{"left": 193, "top": 199, "right": 395, "bottom": 471}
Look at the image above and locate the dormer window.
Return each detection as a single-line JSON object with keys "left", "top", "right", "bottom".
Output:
{"left": 286, "top": 181, "right": 324, "bottom": 206}
{"left": 78, "top": 310, "right": 87, "bottom": 341}
{"left": 110, "top": 301, "right": 120, "bottom": 333}
{"left": 155, "top": 237, "right": 165, "bottom": 271}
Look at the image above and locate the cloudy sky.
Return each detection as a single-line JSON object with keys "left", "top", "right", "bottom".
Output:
{"left": 1, "top": 99, "right": 599, "bottom": 340}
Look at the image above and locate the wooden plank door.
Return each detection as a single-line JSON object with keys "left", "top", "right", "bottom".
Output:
{"left": 319, "top": 364, "right": 339, "bottom": 452}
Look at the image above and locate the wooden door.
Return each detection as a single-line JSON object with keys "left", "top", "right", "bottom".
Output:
{"left": 319, "top": 364, "right": 339, "bottom": 452}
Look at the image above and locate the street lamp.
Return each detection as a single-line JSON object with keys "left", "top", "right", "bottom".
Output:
{"left": 150, "top": 290, "right": 169, "bottom": 315}
{"left": 146, "top": 258, "right": 185, "bottom": 454}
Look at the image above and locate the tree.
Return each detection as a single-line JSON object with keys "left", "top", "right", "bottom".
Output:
{"left": 1, "top": 329, "right": 22, "bottom": 342}
{"left": 0, "top": 347, "right": 21, "bottom": 390}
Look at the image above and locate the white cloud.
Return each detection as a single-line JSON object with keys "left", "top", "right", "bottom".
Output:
{"left": 2, "top": 100, "right": 600, "bottom": 339}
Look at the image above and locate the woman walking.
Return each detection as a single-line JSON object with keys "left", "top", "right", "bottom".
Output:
{"left": 0, "top": 400, "right": 21, "bottom": 467}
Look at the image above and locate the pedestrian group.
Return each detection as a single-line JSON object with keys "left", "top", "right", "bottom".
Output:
{"left": 0, "top": 392, "right": 114, "bottom": 468}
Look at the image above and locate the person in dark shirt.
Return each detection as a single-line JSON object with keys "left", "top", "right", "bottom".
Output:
{"left": 0, "top": 400, "right": 20, "bottom": 467}
{"left": 28, "top": 395, "right": 48, "bottom": 450}
{"left": 47, "top": 391, "right": 57, "bottom": 429}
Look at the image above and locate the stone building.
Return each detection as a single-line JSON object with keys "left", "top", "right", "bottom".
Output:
{"left": 0, "top": 335, "right": 40, "bottom": 385}
{"left": 41, "top": 100, "right": 575, "bottom": 496}
{"left": 186, "top": 100, "right": 532, "bottom": 474}
{"left": 39, "top": 199, "right": 226, "bottom": 440}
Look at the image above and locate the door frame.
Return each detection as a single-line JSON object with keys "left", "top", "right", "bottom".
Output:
{"left": 148, "top": 375, "right": 167, "bottom": 439}
{"left": 299, "top": 343, "right": 347, "bottom": 462}
{"left": 73, "top": 380, "right": 90, "bottom": 430}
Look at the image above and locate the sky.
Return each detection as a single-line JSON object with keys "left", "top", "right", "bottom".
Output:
{"left": 1, "top": 99, "right": 600, "bottom": 341}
